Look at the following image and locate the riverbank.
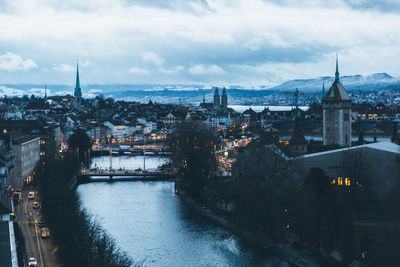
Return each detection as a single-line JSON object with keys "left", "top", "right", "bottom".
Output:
{"left": 177, "top": 190, "right": 320, "bottom": 267}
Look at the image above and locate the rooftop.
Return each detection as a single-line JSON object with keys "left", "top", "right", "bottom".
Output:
{"left": 302, "top": 141, "right": 400, "bottom": 159}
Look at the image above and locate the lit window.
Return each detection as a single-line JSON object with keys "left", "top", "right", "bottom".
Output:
{"left": 345, "top": 177, "right": 351, "bottom": 186}
{"left": 337, "top": 177, "right": 343, "bottom": 186}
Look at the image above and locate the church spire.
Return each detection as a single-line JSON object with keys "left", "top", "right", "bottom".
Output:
{"left": 74, "top": 60, "right": 82, "bottom": 97}
{"left": 44, "top": 84, "right": 47, "bottom": 99}
{"left": 335, "top": 53, "right": 339, "bottom": 81}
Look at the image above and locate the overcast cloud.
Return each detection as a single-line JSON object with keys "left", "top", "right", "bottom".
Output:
{"left": 0, "top": 0, "right": 399, "bottom": 86}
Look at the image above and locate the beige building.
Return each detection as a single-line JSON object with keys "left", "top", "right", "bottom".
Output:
{"left": 10, "top": 132, "right": 40, "bottom": 189}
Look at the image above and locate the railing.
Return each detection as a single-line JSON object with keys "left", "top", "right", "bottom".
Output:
{"left": 80, "top": 168, "right": 172, "bottom": 177}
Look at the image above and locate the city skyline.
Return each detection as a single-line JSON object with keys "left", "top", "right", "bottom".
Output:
{"left": 0, "top": 0, "right": 400, "bottom": 85}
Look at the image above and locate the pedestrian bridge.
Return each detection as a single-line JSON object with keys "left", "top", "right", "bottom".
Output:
{"left": 78, "top": 168, "right": 175, "bottom": 183}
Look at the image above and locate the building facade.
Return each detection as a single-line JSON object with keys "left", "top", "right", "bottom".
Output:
{"left": 322, "top": 56, "right": 352, "bottom": 147}
{"left": 9, "top": 132, "right": 40, "bottom": 189}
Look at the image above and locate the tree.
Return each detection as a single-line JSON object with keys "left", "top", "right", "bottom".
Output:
{"left": 35, "top": 155, "right": 133, "bottom": 267}
{"left": 168, "top": 121, "right": 218, "bottom": 200}
{"left": 230, "top": 133, "right": 295, "bottom": 240}
{"left": 68, "top": 128, "right": 91, "bottom": 152}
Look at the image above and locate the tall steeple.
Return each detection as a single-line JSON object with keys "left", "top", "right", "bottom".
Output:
{"left": 213, "top": 87, "right": 220, "bottom": 110}
{"left": 335, "top": 53, "right": 339, "bottom": 81}
{"left": 322, "top": 54, "right": 352, "bottom": 147}
{"left": 44, "top": 84, "right": 47, "bottom": 99}
{"left": 74, "top": 60, "right": 82, "bottom": 97}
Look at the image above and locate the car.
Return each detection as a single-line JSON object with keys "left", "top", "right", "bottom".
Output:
{"left": 41, "top": 227, "right": 50, "bottom": 238}
{"left": 33, "top": 202, "right": 40, "bottom": 209}
{"left": 38, "top": 220, "right": 47, "bottom": 228}
{"left": 28, "top": 191, "right": 35, "bottom": 200}
{"left": 28, "top": 257, "right": 37, "bottom": 267}
{"left": 12, "top": 191, "right": 22, "bottom": 203}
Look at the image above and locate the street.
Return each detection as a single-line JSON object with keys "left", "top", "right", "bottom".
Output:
{"left": 15, "top": 187, "right": 62, "bottom": 267}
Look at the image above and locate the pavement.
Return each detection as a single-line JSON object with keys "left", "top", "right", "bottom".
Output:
{"left": 15, "top": 187, "right": 62, "bottom": 267}
{"left": 0, "top": 220, "right": 13, "bottom": 266}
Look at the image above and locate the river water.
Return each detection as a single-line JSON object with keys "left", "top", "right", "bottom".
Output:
{"left": 77, "top": 156, "right": 286, "bottom": 267}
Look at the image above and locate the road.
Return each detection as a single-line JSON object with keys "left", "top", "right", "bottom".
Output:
{"left": 15, "top": 187, "right": 62, "bottom": 267}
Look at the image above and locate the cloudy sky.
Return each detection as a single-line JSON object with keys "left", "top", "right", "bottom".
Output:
{"left": 0, "top": 0, "right": 400, "bottom": 87}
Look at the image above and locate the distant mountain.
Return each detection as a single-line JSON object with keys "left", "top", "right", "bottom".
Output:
{"left": 269, "top": 73, "right": 400, "bottom": 92}
{"left": 0, "top": 73, "right": 398, "bottom": 102}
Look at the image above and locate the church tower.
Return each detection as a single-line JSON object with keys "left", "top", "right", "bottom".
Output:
{"left": 213, "top": 87, "right": 220, "bottom": 110}
{"left": 74, "top": 60, "right": 82, "bottom": 108}
{"left": 322, "top": 54, "right": 352, "bottom": 147}
{"left": 221, "top": 87, "right": 228, "bottom": 112}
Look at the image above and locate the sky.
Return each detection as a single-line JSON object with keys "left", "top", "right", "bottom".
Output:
{"left": 0, "top": 0, "right": 400, "bottom": 87}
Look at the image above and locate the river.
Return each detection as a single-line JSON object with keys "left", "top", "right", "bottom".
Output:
{"left": 77, "top": 155, "right": 287, "bottom": 267}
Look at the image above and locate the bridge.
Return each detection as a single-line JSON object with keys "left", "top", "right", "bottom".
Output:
{"left": 78, "top": 168, "right": 175, "bottom": 183}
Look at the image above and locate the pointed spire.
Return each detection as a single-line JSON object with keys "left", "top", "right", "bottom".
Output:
{"left": 44, "top": 84, "right": 47, "bottom": 99}
{"left": 321, "top": 81, "right": 325, "bottom": 100}
{"left": 203, "top": 93, "right": 205, "bottom": 104}
{"left": 335, "top": 53, "right": 339, "bottom": 81}
{"left": 74, "top": 59, "right": 82, "bottom": 97}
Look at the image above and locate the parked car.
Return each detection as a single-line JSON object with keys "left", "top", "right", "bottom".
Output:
{"left": 28, "top": 191, "right": 36, "bottom": 200}
{"left": 41, "top": 227, "right": 50, "bottom": 238}
{"left": 28, "top": 257, "right": 37, "bottom": 267}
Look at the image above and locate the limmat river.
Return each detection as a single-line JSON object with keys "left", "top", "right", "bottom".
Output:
{"left": 77, "top": 156, "right": 287, "bottom": 267}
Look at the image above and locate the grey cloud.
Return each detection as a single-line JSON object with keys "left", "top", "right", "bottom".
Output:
{"left": 344, "top": 0, "right": 400, "bottom": 12}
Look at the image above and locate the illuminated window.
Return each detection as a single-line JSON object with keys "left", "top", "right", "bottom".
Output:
{"left": 331, "top": 179, "right": 336, "bottom": 184}
{"left": 337, "top": 177, "right": 343, "bottom": 186}
{"left": 345, "top": 177, "right": 351, "bottom": 186}
{"left": 40, "top": 140, "right": 46, "bottom": 145}
{"left": 3, "top": 129, "right": 7, "bottom": 133}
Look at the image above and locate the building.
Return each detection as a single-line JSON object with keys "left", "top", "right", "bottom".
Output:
{"left": 212, "top": 87, "right": 228, "bottom": 112}
{"left": 9, "top": 132, "right": 40, "bottom": 190}
{"left": 322, "top": 55, "right": 352, "bottom": 147}
{"left": 0, "top": 117, "right": 61, "bottom": 161}
{"left": 221, "top": 87, "right": 228, "bottom": 112}
{"left": 74, "top": 61, "right": 82, "bottom": 109}
{"left": 103, "top": 122, "right": 133, "bottom": 141}
{"left": 94, "top": 124, "right": 112, "bottom": 141}
{"left": 297, "top": 141, "right": 400, "bottom": 197}
{"left": 213, "top": 87, "right": 220, "bottom": 110}
{"left": 0, "top": 134, "right": 12, "bottom": 211}
{"left": 289, "top": 118, "right": 308, "bottom": 156}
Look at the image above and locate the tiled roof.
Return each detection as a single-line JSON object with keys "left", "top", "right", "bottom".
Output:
{"left": 322, "top": 79, "right": 351, "bottom": 102}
